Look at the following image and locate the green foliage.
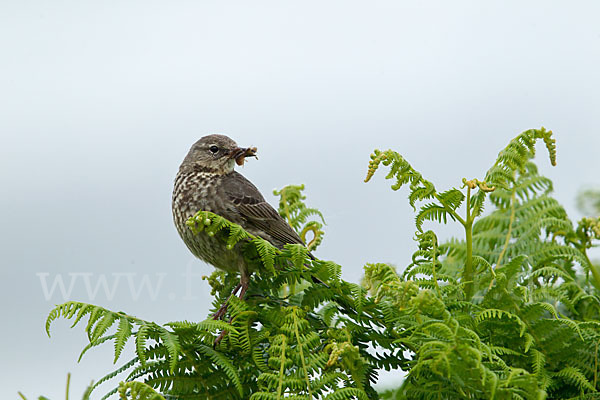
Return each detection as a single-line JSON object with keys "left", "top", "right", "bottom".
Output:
{"left": 364, "top": 127, "right": 600, "bottom": 398}
{"left": 118, "top": 382, "right": 165, "bottom": 400}
{"left": 45, "top": 128, "right": 600, "bottom": 399}
{"left": 274, "top": 184, "right": 326, "bottom": 252}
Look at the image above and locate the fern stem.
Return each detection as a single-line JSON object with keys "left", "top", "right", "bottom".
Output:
{"left": 464, "top": 221, "right": 474, "bottom": 300}
{"left": 463, "top": 186, "right": 474, "bottom": 300}
{"left": 582, "top": 249, "right": 600, "bottom": 291}
{"left": 432, "top": 239, "right": 442, "bottom": 298}
{"left": 281, "top": 190, "right": 293, "bottom": 225}
{"left": 65, "top": 372, "right": 70, "bottom": 400}
{"left": 487, "top": 174, "right": 518, "bottom": 291}
{"left": 277, "top": 335, "right": 287, "bottom": 400}
{"left": 293, "top": 308, "right": 314, "bottom": 399}
{"left": 594, "top": 340, "right": 599, "bottom": 389}
{"left": 496, "top": 172, "right": 517, "bottom": 269}
{"left": 466, "top": 186, "right": 471, "bottom": 225}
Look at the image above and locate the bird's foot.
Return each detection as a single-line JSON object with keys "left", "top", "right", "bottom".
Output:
{"left": 212, "top": 304, "right": 229, "bottom": 321}
{"left": 214, "top": 326, "right": 229, "bottom": 347}
{"left": 238, "top": 280, "right": 249, "bottom": 300}
{"left": 213, "top": 280, "right": 249, "bottom": 346}
{"left": 212, "top": 283, "right": 242, "bottom": 320}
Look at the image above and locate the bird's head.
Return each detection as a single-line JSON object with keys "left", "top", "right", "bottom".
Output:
{"left": 181, "top": 134, "right": 257, "bottom": 174}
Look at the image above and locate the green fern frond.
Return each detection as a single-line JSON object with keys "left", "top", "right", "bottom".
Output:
{"left": 135, "top": 324, "right": 150, "bottom": 367}
{"left": 114, "top": 318, "right": 133, "bottom": 363}
{"left": 90, "top": 358, "right": 138, "bottom": 396}
{"left": 415, "top": 203, "right": 453, "bottom": 232}
{"left": 197, "top": 344, "right": 244, "bottom": 397}
{"left": 364, "top": 149, "right": 436, "bottom": 209}
{"left": 554, "top": 366, "right": 595, "bottom": 392}
{"left": 252, "top": 237, "right": 278, "bottom": 272}
{"left": 118, "top": 381, "right": 165, "bottom": 400}
{"left": 437, "top": 188, "right": 465, "bottom": 211}
{"left": 484, "top": 127, "right": 556, "bottom": 190}
{"left": 284, "top": 243, "right": 310, "bottom": 269}
{"left": 156, "top": 329, "right": 180, "bottom": 372}
{"left": 323, "top": 387, "right": 370, "bottom": 400}
{"left": 274, "top": 184, "right": 326, "bottom": 252}
{"left": 77, "top": 334, "right": 116, "bottom": 362}
{"left": 227, "top": 223, "right": 251, "bottom": 249}
{"left": 476, "top": 309, "right": 527, "bottom": 337}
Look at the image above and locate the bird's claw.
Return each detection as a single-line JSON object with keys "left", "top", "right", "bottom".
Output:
{"left": 212, "top": 281, "right": 248, "bottom": 346}
{"left": 212, "top": 303, "right": 229, "bottom": 320}
{"left": 212, "top": 283, "right": 242, "bottom": 320}
{"left": 214, "top": 329, "right": 229, "bottom": 347}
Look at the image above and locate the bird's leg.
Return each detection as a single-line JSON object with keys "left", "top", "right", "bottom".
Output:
{"left": 238, "top": 269, "right": 250, "bottom": 300}
{"left": 212, "top": 283, "right": 242, "bottom": 320}
{"left": 214, "top": 268, "right": 251, "bottom": 346}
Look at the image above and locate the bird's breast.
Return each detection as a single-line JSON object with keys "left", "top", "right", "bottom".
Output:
{"left": 172, "top": 171, "right": 221, "bottom": 231}
{"left": 172, "top": 170, "right": 250, "bottom": 273}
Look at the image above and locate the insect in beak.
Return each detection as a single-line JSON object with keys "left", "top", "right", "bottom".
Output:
{"left": 230, "top": 147, "right": 258, "bottom": 166}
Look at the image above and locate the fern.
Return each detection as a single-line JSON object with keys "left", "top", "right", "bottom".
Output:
{"left": 44, "top": 128, "right": 600, "bottom": 399}
{"left": 118, "top": 381, "right": 165, "bottom": 400}
{"left": 363, "top": 128, "right": 600, "bottom": 399}
{"left": 274, "top": 184, "right": 326, "bottom": 252}
{"left": 46, "top": 202, "right": 381, "bottom": 398}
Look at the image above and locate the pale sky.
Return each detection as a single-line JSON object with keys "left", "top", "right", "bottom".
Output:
{"left": 1, "top": 1, "right": 599, "bottom": 398}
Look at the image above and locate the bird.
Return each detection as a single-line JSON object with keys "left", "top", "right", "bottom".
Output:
{"left": 172, "top": 134, "right": 309, "bottom": 320}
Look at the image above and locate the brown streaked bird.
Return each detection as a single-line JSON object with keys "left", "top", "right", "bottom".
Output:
{"left": 172, "top": 134, "right": 307, "bottom": 318}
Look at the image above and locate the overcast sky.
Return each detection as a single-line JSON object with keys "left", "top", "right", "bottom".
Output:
{"left": 1, "top": 1, "right": 599, "bottom": 398}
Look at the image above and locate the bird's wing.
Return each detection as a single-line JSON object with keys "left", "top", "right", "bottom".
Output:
{"left": 221, "top": 172, "right": 304, "bottom": 247}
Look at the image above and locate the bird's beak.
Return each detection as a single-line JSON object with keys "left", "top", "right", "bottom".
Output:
{"left": 230, "top": 146, "right": 258, "bottom": 166}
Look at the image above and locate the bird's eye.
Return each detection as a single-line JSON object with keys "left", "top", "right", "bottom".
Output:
{"left": 209, "top": 145, "right": 219, "bottom": 154}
